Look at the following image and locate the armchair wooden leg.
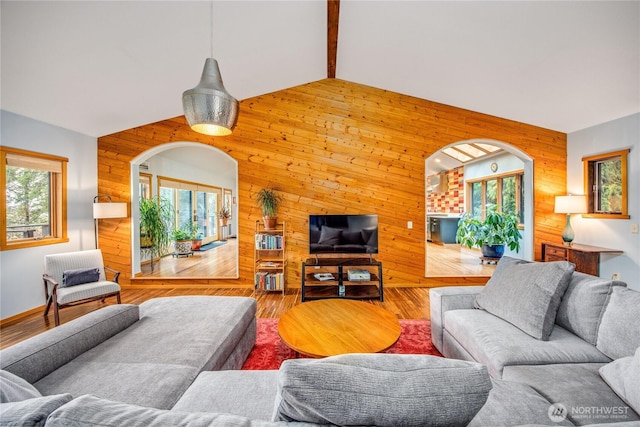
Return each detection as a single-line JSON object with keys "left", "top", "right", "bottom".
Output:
{"left": 116, "top": 292, "right": 121, "bottom": 304}
{"left": 43, "top": 295, "right": 53, "bottom": 317}
{"left": 53, "top": 304, "right": 60, "bottom": 326}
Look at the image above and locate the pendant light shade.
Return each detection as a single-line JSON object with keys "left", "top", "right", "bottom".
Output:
{"left": 182, "top": 58, "right": 239, "bottom": 136}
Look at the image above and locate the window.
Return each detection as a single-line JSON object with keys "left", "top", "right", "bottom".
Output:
{"left": 1, "top": 147, "right": 68, "bottom": 250}
{"left": 466, "top": 171, "right": 524, "bottom": 224}
{"left": 158, "top": 176, "right": 223, "bottom": 241}
{"left": 139, "top": 173, "right": 151, "bottom": 199}
{"left": 583, "top": 149, "right": 630, "bottom": 219}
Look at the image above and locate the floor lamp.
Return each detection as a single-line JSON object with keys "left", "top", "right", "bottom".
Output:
{"left": 93, "top": 195, "right": 128, "bottom": 249}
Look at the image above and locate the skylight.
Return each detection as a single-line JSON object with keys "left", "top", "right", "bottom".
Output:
{"left": 442, "top": 143, "right": 502, "bottom": 163}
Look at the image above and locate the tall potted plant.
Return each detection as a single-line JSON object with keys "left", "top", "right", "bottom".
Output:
{"left": 456, "top": 204, "right": 521, "bottom": 259}
{"left": 139, "top": 196, "right": 172, "bottom": 265}
{"left": 256, "top": 188, "right": 282, "bottom": 229}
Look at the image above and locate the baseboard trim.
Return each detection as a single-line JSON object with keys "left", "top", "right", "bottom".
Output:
{"left": 1, "top": 305, "right": 45, "bottom": 327}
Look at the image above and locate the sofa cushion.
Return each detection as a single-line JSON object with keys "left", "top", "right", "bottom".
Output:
{"left": 503, "top": 363, "right": 640, "bottom": 425}
{"left": 0, "top": 370, "right": 41, "bottom": 403}
{"left": 474, "top": 256, "right": 575, "bottom": 340}
{"left": 0, "top": 304, "right": 139, "bottom": 384}
{"left": 34, "top": 362, "right": 199, "bottom": 410}
{"left": 596, "top": 287, "right": 640, "bottom": 359}
{"left": 556, "top": 272, "right": 626, "bottom": 345}
{"left": 0, "top": 394, "right": 73, "bottom": 427}
{"left": 172, "top": 370, "right": 279, "bottom": 421}
{"left": 46, "top": 394, "right": 310, "bottom": 427}
{"left": 443, "top": 309, "right": 611, "bottom": 378}
{"left": 273, "top": 353, "right": 492, "bottom": 427}
{"left": 599, "top": 347, "right": 640, "bottom": 414}
{"left": 468, "top": 379, "right": 574, "bottom": 426}
{"left": 61, "top": 267, "right": 100, "bottom": 287}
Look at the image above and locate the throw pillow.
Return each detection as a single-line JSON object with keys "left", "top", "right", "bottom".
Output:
{"left": 555, "top": 271, "right": 625, "bottom": 345}
{"left": 599, "top": 347, "right": 640, "bottom": 414}
{"left": 596, "top": 287, "right": 640, "bottom": 359}
{"left": 0, "top": 370, "right": 42, "bottom": 403}
{"left": 317, "top": 226, "right": 342, "bottom": 245}
{"left": 0, "top": 394, "right": 73, "bottom": 427}
{"left": 475, "top": 256, "right": 575, "bottom": 340}
{"left": 62, "top": 267, "right": 100, "bottom": 287}
{"left": 272, "top": 353, "right": 492, "bottom": 427}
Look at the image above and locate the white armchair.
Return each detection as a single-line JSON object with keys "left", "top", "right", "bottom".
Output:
{"left": 43, "top": 249, "right": 121, "bottom": 326}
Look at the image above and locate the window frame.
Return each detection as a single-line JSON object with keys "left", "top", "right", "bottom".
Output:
{"left": 1, "top": 146, "right": 69, "bottom": 250}
{"left": 465, "top": 170, "right": 524, "bottom": 226}
{"left": 582, "top": 149, "right": 630, "bottom": 219}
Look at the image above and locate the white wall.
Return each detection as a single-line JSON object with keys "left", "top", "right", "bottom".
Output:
{"left": 567, "top": 113, "right": 640, "bottom": 289}
{"left": 0, "top": 110, "right": 97, "bottom": 319}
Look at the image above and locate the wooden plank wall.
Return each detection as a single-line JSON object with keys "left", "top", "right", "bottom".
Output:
{"left": 97, "top": 79, "right": 566, "bottom": 289}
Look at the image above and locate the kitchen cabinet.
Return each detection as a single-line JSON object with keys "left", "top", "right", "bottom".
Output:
{"left": 429, "top": 216, "right": 459, "bottom": 244}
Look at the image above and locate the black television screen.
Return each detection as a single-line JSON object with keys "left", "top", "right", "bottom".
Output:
{"left": 309, "top": 214, "right": 378, "bottom": 254}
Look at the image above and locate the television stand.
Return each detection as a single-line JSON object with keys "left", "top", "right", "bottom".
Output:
{"left": 301, "top": 257, "right": 383, "bottom": 302}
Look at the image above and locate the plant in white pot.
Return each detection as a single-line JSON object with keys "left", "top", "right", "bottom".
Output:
{"left": 172, "top": 222, "right": 197, "bottom": 255}
{"left": 456, "top": 204, "right": 521, "bottom": 259}
{"left": 256, "top": 188, "right": 282, "bottom": 230}
{"left": 139, "top": 196, "right": 172, "bottom": 266}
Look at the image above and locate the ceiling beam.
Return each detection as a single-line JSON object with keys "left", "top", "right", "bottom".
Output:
{"left": 327, "top": 0, "right": 340, "bottom": 78}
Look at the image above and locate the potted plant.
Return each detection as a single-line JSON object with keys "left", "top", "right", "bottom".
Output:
{"left": 139, "top": 196, "right": 172, "bottom": 266}
{"left": 256, "top": 188, "right": 282, "bottom": 230}
{"left": 218, "top": 205, "right": 231, "bottom": 226}
{"left": 455, "top": 204, "right": 521, "bottom": 259}
{"left": 172, "top": 223, "right": 197, "bottom": 255}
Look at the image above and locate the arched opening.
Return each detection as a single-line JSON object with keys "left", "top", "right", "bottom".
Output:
{"left": 129, "top": 142, "right": 239, "bottom": 278}
{"left": 425, "top": 139, "right": 534, "bottom": 277}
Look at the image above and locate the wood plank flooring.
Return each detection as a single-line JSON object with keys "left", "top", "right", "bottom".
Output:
{"left": 0, "top": 287, "right": 431, "bottom": 350}
{"left": 426, "top": 242, "right": 497, "bottom": 276}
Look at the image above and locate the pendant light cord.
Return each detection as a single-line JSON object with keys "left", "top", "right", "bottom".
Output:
{"left": 210, "top": 0, "right": 214, "bottom": 58}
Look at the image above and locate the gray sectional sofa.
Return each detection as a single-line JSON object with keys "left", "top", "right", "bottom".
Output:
{"left": 2, "top": 261, "right": 639, "bottom": 427}
{"left": 431, "top": 256, "right": 640, "bottom": 426}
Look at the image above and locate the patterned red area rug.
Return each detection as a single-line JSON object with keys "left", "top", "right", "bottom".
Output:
{"left": 242, "top": 318, "right": 442, "bottom": 370}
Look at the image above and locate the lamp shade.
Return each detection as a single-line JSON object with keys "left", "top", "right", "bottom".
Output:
{"left": 93, "top": 202, "right": 127, "bottom": 219}
{"left": 555, "top": 195, "right": 587, "bottom": 214}
{"left": 182, "top": 58, "right": 239, "bottom": 136}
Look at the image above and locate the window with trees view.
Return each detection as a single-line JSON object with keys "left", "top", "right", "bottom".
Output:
{"left": 583, "top": 149, "right": 629, "bottom": 219}
{"left": 467, "top": 172, "right": 524, "bottom": 224}
{"left": 1, "top": 147, "right": 68, "bottom": 250}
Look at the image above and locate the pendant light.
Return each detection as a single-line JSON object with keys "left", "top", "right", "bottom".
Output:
{"left": 182, "top": 2, "right": 238, "bottom": 136}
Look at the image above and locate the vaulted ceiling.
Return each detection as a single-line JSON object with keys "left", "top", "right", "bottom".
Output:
{"left": 1, "top": 1, "right": 638, "bottom": 138}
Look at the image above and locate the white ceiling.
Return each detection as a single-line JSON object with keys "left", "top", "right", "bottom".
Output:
{"left": 1, "top": 1, "right": 638, "bottom": 138}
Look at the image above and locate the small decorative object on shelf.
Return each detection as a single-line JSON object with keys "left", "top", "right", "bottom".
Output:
{"left": 254, "top": 220, "right": 286, "bottom": 294}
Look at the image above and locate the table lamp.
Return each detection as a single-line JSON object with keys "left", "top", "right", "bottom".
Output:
{"left": 554, "top": 195, "right": 587, "bottom": 246}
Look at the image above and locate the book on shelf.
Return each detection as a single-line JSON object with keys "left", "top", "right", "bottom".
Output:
{"left": 255, "top": 271, "right": 284, "bottom": 291}
{"left": 255, "top": 234, "right": 283, "bottom": 250}
{"left": 258, "top": 261, "right": 281, "bottom": 268}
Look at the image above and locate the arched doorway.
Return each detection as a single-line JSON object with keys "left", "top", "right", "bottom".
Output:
{"left": 425, "top": 139, "right": 533, "bottom": 277}
{"left": 129, "top": 142, "right": 239, "bottom": 278}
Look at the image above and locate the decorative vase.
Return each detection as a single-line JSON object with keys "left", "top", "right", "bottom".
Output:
{"left": 481, "top": 244, "right": 505, "bottom": 259}
{"left": 263, "top": 217, "right": 278, "bottom": 230}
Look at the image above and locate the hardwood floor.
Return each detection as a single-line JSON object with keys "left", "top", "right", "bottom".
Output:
{"left": 139, "top": 238, "right": 238, "bottom": 277}
{"left": 426, "top": 242, "right": 496, "bottom": 276}
{"left": 0, "top": 287, "right": 431, "bottom": 350}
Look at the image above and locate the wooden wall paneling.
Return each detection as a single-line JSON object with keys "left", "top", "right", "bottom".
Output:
{"left": 97, "top": 79, "right": 566, "bottom": 289}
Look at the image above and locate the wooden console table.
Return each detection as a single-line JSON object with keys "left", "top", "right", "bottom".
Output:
{"left": 541, "top": 242, "right": 622, "bottom": 277}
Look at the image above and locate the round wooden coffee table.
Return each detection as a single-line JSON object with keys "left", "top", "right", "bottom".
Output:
{"left": 278, "top": 299, "right": 401, "bottom": 358}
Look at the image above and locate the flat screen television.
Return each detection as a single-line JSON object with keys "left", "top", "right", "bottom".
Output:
{"left": 309, "top": 214, "right": 378, "bottom": 254}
